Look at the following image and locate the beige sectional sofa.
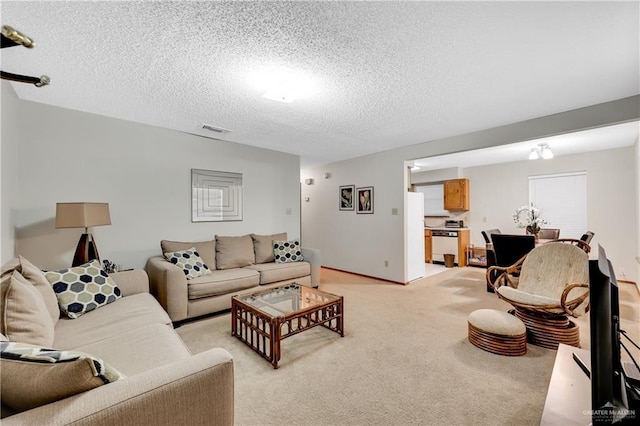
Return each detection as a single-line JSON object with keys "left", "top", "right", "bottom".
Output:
{"left": 146, "top": 233, "right": 320, "bottom": 323}
{"left": 0, "top": 257, "right": 234, "bottom": 425}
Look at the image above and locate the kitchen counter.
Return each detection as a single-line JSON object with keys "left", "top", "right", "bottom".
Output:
{"left": 425, "top": 227, "right": 470, "bottom": 231}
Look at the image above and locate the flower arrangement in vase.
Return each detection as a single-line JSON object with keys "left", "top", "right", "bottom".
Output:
{"left": 513, "top": 204, "right": 548, "bottom": 238}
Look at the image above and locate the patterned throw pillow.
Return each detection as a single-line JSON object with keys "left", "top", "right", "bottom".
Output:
{"left": 163, "top": 247, "right": 212, "bottom": 279}
{"left": 273, "top": 239, "right": 304, "bottom": 263}
{"left": 44, "top": 260, "right": 122, "bottom": 319}
{"left": 0, "top": 340, "right": 124, "bottom": 412}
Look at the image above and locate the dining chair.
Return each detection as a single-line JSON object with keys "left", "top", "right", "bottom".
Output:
{"left": 485, "top": 234, "right": 535, "bottom": 292}
{"left": 538, "top": 228, "right": 560, "bottom": 239}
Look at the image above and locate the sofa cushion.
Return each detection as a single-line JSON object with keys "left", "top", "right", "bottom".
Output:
{"left": 244, "top": 261, "right": 311, "bottom": 285}
{"left": 215, "top": 235, "right": 255, "bottom": 269}
{"left": 54, "top": 293, "right": 171, "bottom": 349}
{"left": 163, "top": 247, "right": 212, "bottom": 280}
{"left": 161, "top": 239, "right": 216, "bottom": 271}
{"left": 187, "top": 269, "right": 260, "bottom": 299}
{"left": 273, "top": 239, "right": 305, "bottom": 263}
{"left": 0, "top": 340, "right": 123, "bottom": 413}
{"left": 0, "top": 271, "right": 55, "bottom": 347}
{"left": 17, "top": 256, "right": 60, "bottom": 325}
{"left": 1, "top": 257, "right": 60, "bottom": 325}
{"left": 72, "top": 323, "right": 191, "bottom": 376}
{"left": 45, "top": 260, "right": 122, "bottom": 319}
{"left": 251, "top": 233, "right": 287, "bottom": 264}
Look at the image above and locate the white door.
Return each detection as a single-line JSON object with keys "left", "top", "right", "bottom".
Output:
{"left": 407, "top": 192, "right": 425, "bottom": 281}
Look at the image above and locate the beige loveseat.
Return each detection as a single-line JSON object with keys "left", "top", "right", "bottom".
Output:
{"left": 146, "top": 233, "right": 320, "bottom": 323}
{"left": 0, "top": 257, "right": 234, "bottom": 425}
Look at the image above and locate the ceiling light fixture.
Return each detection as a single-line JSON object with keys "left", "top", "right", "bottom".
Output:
{"left": 249, "top": 66, "right": 315, "bottom": 104}
{"left": 262, "top": 83, "right": 298, "bottom": 103}
{"left": 528, "top": 144, "right": 553, "bottom": 160}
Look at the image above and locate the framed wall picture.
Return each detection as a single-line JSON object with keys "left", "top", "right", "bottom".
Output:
{"left": 356, "top": 186, "right": 374, "bottom": 214}
{"left": 192, "top": 169, "right": 243, "bottom": 222}
{"left": 339, "top": 185, "right": 355, "bottom": 211}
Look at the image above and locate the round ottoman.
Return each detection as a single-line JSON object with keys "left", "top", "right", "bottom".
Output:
{"left": 468, "top": 309, "right": 527, "bottom": 356}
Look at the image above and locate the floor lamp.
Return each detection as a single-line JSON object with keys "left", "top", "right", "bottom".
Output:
{"left": 55, "top": 202, "right": 111, "bottom": 267}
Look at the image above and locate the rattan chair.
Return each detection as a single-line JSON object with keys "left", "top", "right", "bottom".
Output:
{"left": 488, "top": 242, "right": 589, "bottom": 349}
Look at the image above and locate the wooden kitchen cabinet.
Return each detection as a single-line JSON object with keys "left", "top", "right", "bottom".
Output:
{"left": 424, "top": 229, "right": 432, "bottom": 263}
{"left": 444, "top": 178, "right": 470, "bottom": 211}
{"left": 457, "top": 229, "right": 470, "bottom": 267}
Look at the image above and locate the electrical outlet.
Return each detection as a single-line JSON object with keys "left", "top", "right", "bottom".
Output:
{"left": 384, "top": 260, "right": 389, "bottom": 267}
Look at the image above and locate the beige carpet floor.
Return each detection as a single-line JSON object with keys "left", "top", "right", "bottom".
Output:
{"left": 177, "top": 267, "right": 640, "bottom": 426}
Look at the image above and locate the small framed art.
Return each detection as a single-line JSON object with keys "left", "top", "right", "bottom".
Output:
{"left": 356, "top": 186, "right": 374, "bottom": 214}
{"left": 339, "top": 185, "right": 355, "bottom": 211}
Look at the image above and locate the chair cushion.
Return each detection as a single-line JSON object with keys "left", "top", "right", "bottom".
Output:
{"left": 187, "top": 269, "right": 260, "bottom": 299}
{"left": 244, "top": 262, "right": 311, "bottom": 285}
{"left": 0, "top": 272, "right": 55, "bottom": 347}
{"left": 497, "top": 286, "right": 566, "bottom": 313}
{"left": 273, "top": 239, "right": 304, "bottom": 263}
{"left": 251, "top": 233, "right": 287, "bottom": 264}
{"left": 518, "top": 242, "right": 588, "bottom": 300}
{"left": 0, "top": 341, "right": 123, "bottom": 412}
{"left": 44, "top": 260, "right": 122, "bottom": 319}
{"left": 161, "top": 239, "right": 216, "bottom": 271}
{"left": 215, "top": 235, "right": 255, "bottom": 269}
{"left": 163, "top": 247, "right": 212, "bottom": 280}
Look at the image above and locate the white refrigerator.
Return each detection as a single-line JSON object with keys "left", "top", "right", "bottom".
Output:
{"left": 406, "top": 191, "right": 425, "bottom": 282}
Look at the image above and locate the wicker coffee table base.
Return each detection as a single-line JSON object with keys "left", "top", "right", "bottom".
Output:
{"left": 232, "top": 290, "right": 343, "bottom": 369}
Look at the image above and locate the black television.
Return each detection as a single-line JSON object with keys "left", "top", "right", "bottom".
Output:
{"left": 589, "top": 245, "right": 639, "bottom": 425}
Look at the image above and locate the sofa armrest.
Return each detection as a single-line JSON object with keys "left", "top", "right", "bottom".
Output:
{"left": 146, "top": 256, "right": 189, "bottom": 322}
{"left": 2, "top": 348, "right": 234, "bottom": 426}
{"left": 301, "top": 247, "right": 321, "bottom": 287}
{"left": 109, "top": 269, "right": 149, "bottom": 296}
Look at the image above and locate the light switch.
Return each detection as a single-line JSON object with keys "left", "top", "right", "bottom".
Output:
{"left": 391, "top": 208, "right": 398, "bottom": 215}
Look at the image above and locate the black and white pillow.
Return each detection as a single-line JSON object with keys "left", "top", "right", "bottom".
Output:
{"left": 163, "top": 247, "right": 212, "bottom": 279}
{"left": 0, "top": 340, "right": 123, "bottom": 412}
{"left": 273, "top": 240, "right": 304, "bottom": 263}
{"left": 44, "top": 260, "right": 122, "bottom": 319}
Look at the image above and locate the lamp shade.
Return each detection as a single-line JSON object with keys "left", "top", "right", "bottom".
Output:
{"left": 55, "top": 203, "right": 111, "bottom": 229}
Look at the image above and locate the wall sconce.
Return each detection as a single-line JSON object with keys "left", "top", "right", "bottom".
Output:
{"left": 529, "top": 144, "right": 553, "bottom": 160}
{"left": 56, "top": 202, "right": 111, "bottom": 266}
{"left": 323, "top": 172, "right": 331, "bottom": 179}
{"left": 304, "top": 178, "right": 314, "bottom": 185}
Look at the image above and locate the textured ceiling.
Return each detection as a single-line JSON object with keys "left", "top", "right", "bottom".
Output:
{"left": 2, "top": 1, "right": 639, "bottom": 167}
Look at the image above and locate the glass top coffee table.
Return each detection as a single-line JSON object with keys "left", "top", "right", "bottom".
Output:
{"left": 231, "top": 283, "right": 344, "bottom": 368}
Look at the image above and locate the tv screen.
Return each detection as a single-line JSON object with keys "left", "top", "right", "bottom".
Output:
{"left": 589, "top": 245, "right": 639, "bottom": 424}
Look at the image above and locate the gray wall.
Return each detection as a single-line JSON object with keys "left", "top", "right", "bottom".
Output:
{"left": 1, "top": 82, "right": 302, "bottom": 270}
{"left": 464, "top": 147, "right": 636, "bottom": 280}
{"left": 302, "top": 96, "right": 640, "bottom": 283}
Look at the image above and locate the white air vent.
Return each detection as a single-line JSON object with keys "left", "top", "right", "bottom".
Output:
{"left": 200, "top": 123, "right": 231, "bottom": 134}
